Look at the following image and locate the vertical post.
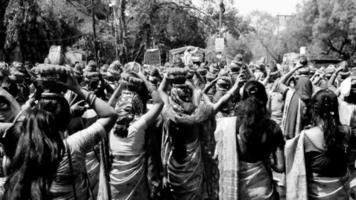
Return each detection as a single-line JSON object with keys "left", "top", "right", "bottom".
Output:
{"left": 219, "top": 0, "right": 224, "bottom": 37}
{"left": 91, "top": 0, "right": 99, "bottom": 63}
{"left": 113, "top": 7, "right": 119, "bottom": 60}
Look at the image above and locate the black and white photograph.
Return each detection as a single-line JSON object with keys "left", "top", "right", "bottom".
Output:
{"left": 0, "top": 0, "right": 356, "bottom": 199}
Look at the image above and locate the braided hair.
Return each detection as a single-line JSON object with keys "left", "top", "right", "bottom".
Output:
{"left": 309, "top": 89, "right": 346, "bottom": 154}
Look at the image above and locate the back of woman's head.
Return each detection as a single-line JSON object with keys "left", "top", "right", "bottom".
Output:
{"left": 3, "top": 107, "right": 64, "bottom": 200}
{"left": 242, "top": 80, "right": 268, "bottom": 106}
{"left": 310, "top": 89, "right": 345, "bottom": 153}
{"left": 236, "top": 81, "right": 269, "bottom": 146}
{"left": 36, "top": 93, "right": 71, "bottom": 131}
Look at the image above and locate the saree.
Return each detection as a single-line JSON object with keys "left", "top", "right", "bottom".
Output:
{"left": 109, "top": 153, "right": 148, "bottom": 200}
{"left": 161, "top": 102, "right": 214, "bottom": 200}
{"left": 281, "top": 89, "right": 303, "bottom": 139}
{"left": 214, "top": 117, "right": 238, "bottom": 200}
{"left": 338, "top": 99, "right": 356, "bottom": 126}
{"left": 214, "top": 117, "right": 277, "bottom": 200}
{"left": 239, "top": 161, "right": 276, "bottom": 200}
{"left": 281, "top": 77, "right": 311, "bottom": 139}
{"left": 108, "top": 118, "right": 149, "bottom": 200}
{"left": 285, "top": 132, "right": 350, "bottom": 200}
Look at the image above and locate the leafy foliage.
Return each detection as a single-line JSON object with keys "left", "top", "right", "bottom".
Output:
{"left": 280, "top": 0, "right": 356, "bottom": 60}
{"left": 2, "top": 0, "right": 80, "bottom": 62}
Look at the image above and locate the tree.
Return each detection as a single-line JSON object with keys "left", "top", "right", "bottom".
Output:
{"left": 279, "top": 0, "right": 356, "bottom": 60}
{"left": 312, "top": 0, "right": 356, "bottom": 59}
{"left": 1, "top": 0, "right": 81, "bottom": 62}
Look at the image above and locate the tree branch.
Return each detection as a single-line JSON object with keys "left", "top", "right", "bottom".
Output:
{"left": 324, "top": 38, "right": 348, "bottom": 58}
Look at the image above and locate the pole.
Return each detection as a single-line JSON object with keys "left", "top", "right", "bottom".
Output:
{"left": 219, "top": 0, "right": 224, "bottom": 37}
{"left": 113, "top": 7, "right": 119, "bottom": 60}
{"left": 91, "top": 0, "right": 99, "bottom": 63}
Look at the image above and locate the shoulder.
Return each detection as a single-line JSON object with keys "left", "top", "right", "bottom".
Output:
{"left": 303, "top": 127, "right": 325, "bottom": 148}
{"left": 265, "top": 119, "right": 285, "bottom": 144}
{"left": 266, "top": 119, "right": 282, "bottom": 134}
{"left": 130, "top": 117, "right": 148, "bottom": 133}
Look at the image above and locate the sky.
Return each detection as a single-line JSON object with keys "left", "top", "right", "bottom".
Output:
{"left": 234, "top": 0, "right": 303, "bottom": 16}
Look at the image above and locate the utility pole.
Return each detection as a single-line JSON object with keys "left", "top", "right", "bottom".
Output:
{"left": 91, "top": 0, "right": 99, "bottom": 63}
{"left": 113, "top": 7, "right": 119, "bottom": 60}
{"left": 110, "top": 0, "right": 120, "bottom": 60}
{"left": 219, "top": 0, "right": 225, "bottom": 37}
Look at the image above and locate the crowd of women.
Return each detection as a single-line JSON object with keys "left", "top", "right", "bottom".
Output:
{"left": 0, "top": 53, "right": 355, "bottom": 200}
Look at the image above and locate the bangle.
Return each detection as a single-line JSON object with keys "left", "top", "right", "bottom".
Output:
{"left": 85, "top": 92, "right": 97, "bottom": 107}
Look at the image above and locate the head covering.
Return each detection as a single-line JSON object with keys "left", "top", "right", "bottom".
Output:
{"left": 124, "top": 62, "right": 141, "bottom": 73}
{"left": 148, "top": 68, "right": 162, "bottom": 85}
{"left": 172, "top": 57, "right": 185, "bottom": 68}
{"left": 116, "top": 90, "right": 144, "bottom": 116}
{"left": 107, "top": 61, "right": 122, "bottom": 79}
{"left": 0, "top": 62, "right": 10, "bottom": 77}
{"left": 232, "top": 54, "right": 243, "bottom": 65}
{"left": 325, "top": 65, "right": 336, "bottom": 78}
{"left": 256, "top": 57, "right": 266, "bottom": 70}
{"left": 170, "top": 84, "right": 195, "bottom": 114}
{"left": 299, "top": 55, "right": 308, "bottom": 66}
{"left": 73, "top": 63, "right": 83, "bottom": 78}
{"left": 83, "top": 61, "right": 100, "bottom": 81}
{"left": 84, "top": 60, "right": 98, "bottom": 72}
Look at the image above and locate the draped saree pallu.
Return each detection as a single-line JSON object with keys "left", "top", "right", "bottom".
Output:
{"left": 109, "top": 153, "right": 148, "bottom": 200}
{"left": 285, "top": 132, "right": 350, "bottom": 200}
{"left": 161, "top": 102, "right": 213, "bottom": 200}
{"left": 281, "top": 89, "right": 303, "bottom": 139}
{"left": 214, "top": 117, "right": 276, "bottom": 200}
{"left": 214, "top": 117, "right": 238, "bottom": 200}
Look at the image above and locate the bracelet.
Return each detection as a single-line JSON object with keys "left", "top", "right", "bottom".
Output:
{"left": 85, "top": 92, "right": 97, "bottom": 107}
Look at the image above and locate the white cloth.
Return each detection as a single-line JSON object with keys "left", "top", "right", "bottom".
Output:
{"left": 340, "top": 77, "right": 351, "bottom": 98}
{"left": 109, "top": 117, "right": 147, "bottom": 156}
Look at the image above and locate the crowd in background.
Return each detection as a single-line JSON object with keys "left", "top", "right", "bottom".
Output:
{"left": 0, "top": 51, "right": 355, "bottom": 200}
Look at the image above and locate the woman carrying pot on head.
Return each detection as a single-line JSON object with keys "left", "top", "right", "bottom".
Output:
{"left": 158, "top": 67, "right": 241, "bottom": 200}
{"left": 107, "top": 71, "right": 164, "bottom": 200}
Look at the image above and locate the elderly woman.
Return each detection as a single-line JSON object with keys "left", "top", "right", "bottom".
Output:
{"left": 158, "top": 67, "right": 241, "bottom": 200}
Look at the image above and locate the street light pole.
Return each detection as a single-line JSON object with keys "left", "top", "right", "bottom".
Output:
{"left": 91, "top": 0, "right": 99, "bottom": 63}
{"left": 219, "top": 0, "right": 224, "bottom": 37}
{"left": 113, "top": 7, "right": 119, "bottom": 60}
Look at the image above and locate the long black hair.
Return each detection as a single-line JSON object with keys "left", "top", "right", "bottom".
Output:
{"left": 3, "top": 107, "right": 65, "bottom": 200}
{"left": 3, "top": 92, "right": 70, "bottom": 200}
{"left": 235, "top": 81, "right": 269, "bottom": 147}
{"left": 309, "top": 89, "right": 346, "bottom": 153}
